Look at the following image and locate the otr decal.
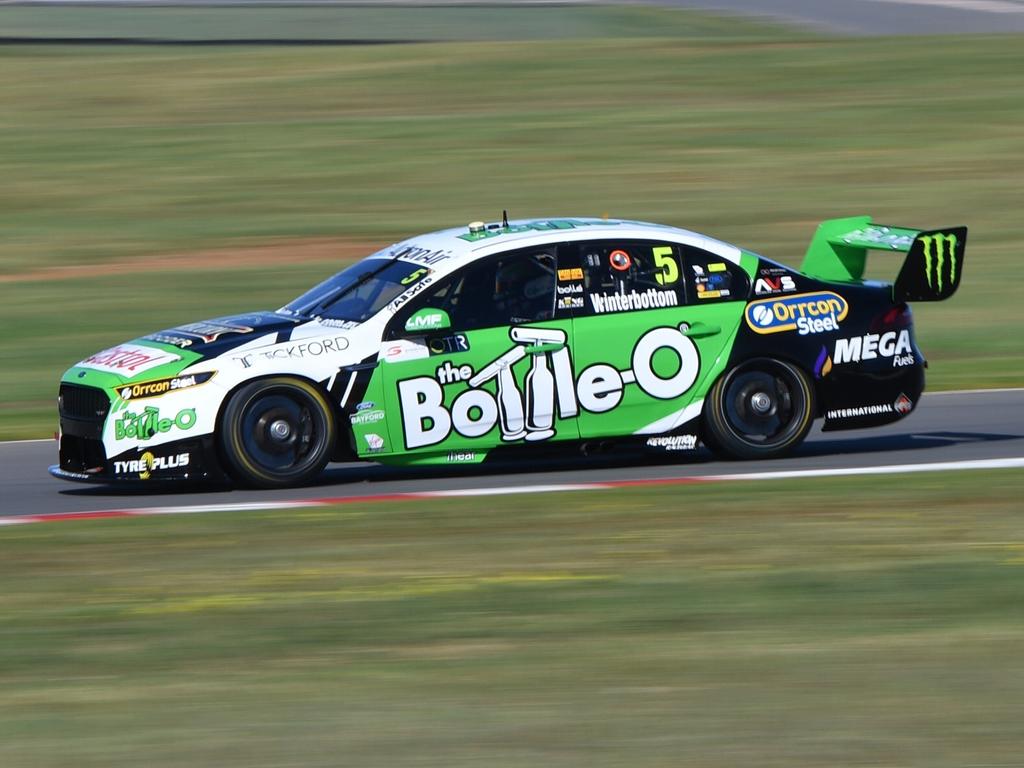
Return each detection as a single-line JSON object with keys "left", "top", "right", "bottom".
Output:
{"left": 745, "top": 292, "right": 849, "bottom": 335}
{"left": 397, "top": 326, "right": 700, "bottom": 450}
{"left": 919, "top": 233, "right": 959, "bottom": 293}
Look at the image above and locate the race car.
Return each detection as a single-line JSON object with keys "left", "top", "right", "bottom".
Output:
{"left": 51, "top": 215, "right": 966, "bottom": 487}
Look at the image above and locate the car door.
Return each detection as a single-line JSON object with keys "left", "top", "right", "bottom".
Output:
{"left": 567, "top": 239, "right": 748, "bottom": 438}
{"left": 378, "top": 245, "right": 581, "bottom": 461}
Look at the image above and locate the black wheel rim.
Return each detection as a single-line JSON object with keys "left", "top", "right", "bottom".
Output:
{"left": 722, "top": 364, "right": 805, "bottom": 448}
{"left": 239, "top": 390, "right": 325, "bottom": 476}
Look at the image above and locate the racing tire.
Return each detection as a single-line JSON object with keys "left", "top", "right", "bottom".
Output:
{"left": 219, "top": 377, "right": 336, "bottom": 488}
{"left": 703, "top": 358, "right": 814, "bottom": 460}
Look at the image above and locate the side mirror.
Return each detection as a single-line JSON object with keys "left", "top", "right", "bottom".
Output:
{"left": 404, "top": 308, "right": 451, "bottom": 334}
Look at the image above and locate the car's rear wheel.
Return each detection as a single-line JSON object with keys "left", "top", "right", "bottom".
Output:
{"left": 703, "top": 358, "right": 814, "bottom": 460}
{"left": 220, "top": 377, "right": 336, "bottom": 488}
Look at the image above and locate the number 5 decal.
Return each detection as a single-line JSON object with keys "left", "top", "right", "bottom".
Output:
{"left": 653, "top": 246, "right": 679, "bottom": 286}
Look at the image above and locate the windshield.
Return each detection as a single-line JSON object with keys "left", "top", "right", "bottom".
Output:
{"left": 282, "top": 259, "right": 432, "bottom": 323}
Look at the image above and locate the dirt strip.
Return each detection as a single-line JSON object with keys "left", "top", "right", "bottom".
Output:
{"left": 1, "top": 238, "right": 387, "bottom": 284}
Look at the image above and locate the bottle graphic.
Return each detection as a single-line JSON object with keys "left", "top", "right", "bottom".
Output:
{"left": 469, "top": 346, "right": 528, "bottom": 442}
{"left": 524, "top": 351, "right": 555, "bottom": 441}
{"left": 495, "top": 360, "right": 527, "bottom": 441}
{"left": 469, "top": 326, "right": 570, "bottom": 443}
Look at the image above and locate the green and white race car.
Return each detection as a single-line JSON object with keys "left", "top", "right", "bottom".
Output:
{"left": 52, "top": 215, "right": 966, "bottom": 487}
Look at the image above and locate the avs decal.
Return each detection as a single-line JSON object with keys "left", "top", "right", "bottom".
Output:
{"left": 397, "top": 326, "right": 700, "bottom": 450}
{"left": 745, "top": 292, "right": 848, "bottom": 335}
{"left": 115, "top": 372, "right": 215, "bottom": 401}
{"left": 589, "top": 288, "right": 678, "bottom": 314}
{"left": 78, "top": 344, "right": 180, "bottom": 376}
{"left": 754, "top": 275, "right": 796, "bottom": 295}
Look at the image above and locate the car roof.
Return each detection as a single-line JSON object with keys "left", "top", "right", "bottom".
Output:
{"left": 375, "top": 217, "right": 742, "bottom": 275}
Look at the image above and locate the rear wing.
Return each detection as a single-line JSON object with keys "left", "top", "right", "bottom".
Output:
{"left": 800, "top": 216, "right": 967, "bottom": 302}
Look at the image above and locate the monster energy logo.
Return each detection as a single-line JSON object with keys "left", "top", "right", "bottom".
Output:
{"left": 920, "top": 233, "right": 958, "bottom": 292}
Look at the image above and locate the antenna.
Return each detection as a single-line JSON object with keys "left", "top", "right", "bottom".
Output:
{"left": 502, "top": 209, "right": 509, "bottom": 229}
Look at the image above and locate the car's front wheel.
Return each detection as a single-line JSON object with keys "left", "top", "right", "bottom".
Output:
{"left": 219, "top": 377, "right": 336, "bottom": 488}
{"left": 703, "top": 358, "right": 814, "bottom": 460}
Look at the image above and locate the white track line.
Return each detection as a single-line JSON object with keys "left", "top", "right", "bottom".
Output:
{"left": 705, "top": 457, "right": 1024, "bottom": 482}
{"left": 2, "top": 457, "right": 1022, "bottom": 528}
{"left": 864, "top": 0, "right": 1024, "bottom": 13}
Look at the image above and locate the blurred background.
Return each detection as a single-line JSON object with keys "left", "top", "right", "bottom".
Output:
{"left": 2, "top": 0, "right": 1023, "bottom": 439}
{"left": 2, "top": 2, "right": 1024, "bottom": 766}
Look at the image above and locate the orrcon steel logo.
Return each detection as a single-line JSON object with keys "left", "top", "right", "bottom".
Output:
{"left": 920, "top": 233, "right": 958, "bottom": 292}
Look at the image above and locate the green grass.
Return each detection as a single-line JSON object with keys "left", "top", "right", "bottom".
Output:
{"left": 0, "top": 4, "right": 791, "bottom": 42}
{"left": 1, "top": 9, "right": 1022, "bottom": 438}
{"left": 2, "top": 470, "right": 1024, "bottom": 766}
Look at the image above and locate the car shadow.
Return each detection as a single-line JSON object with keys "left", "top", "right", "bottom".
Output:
{"left": 58, "top": 429, "right": 1020, "bottom": 498}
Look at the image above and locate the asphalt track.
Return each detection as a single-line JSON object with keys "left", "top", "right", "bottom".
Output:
{"left": 651, "top": 0, "right": 1024, "bottom": 35}
{"left": 2, "top": 389, "right": 1021, "bottom": 519}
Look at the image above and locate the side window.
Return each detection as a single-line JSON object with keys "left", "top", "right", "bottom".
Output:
{"left": 574, "top": 240, "right": 685, "bottom": 316}
{"left": 388, "top": 248, "right": 558, "bottom": 336}
{"left": 681, "top": 245, "right": 750, "bottom": 303}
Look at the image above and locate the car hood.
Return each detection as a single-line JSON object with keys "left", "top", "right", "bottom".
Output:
{"left": 63, "top": 311, "right": 304, "bottom": 387}
{"left": 140, "top": 311, "right": 301, "bottom": 356}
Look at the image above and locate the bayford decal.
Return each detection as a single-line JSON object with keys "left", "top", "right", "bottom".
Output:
{"left": 116, "top": 372, "right": 215, "bottom": 401}
{"left": 115, "top": 406, "right": 197, "bottom": 440}
{"left": 114, "top": 451, "right": 190, "bottom": 480}
{"left": 234, "top": 336, "right": 350, "bottom": 368}
{"left": 745, "top": 292, "right": 848, "bottom": 335}
{"left": 589, "top": 288, "right": 678, "bottom": 314}
{"left": 397, "top": 326, "right": 700, "bottom": 450}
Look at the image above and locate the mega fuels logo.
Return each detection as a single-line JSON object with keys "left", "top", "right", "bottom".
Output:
{"left": 919, "top": 233, "right": 959, "bottom": 292}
